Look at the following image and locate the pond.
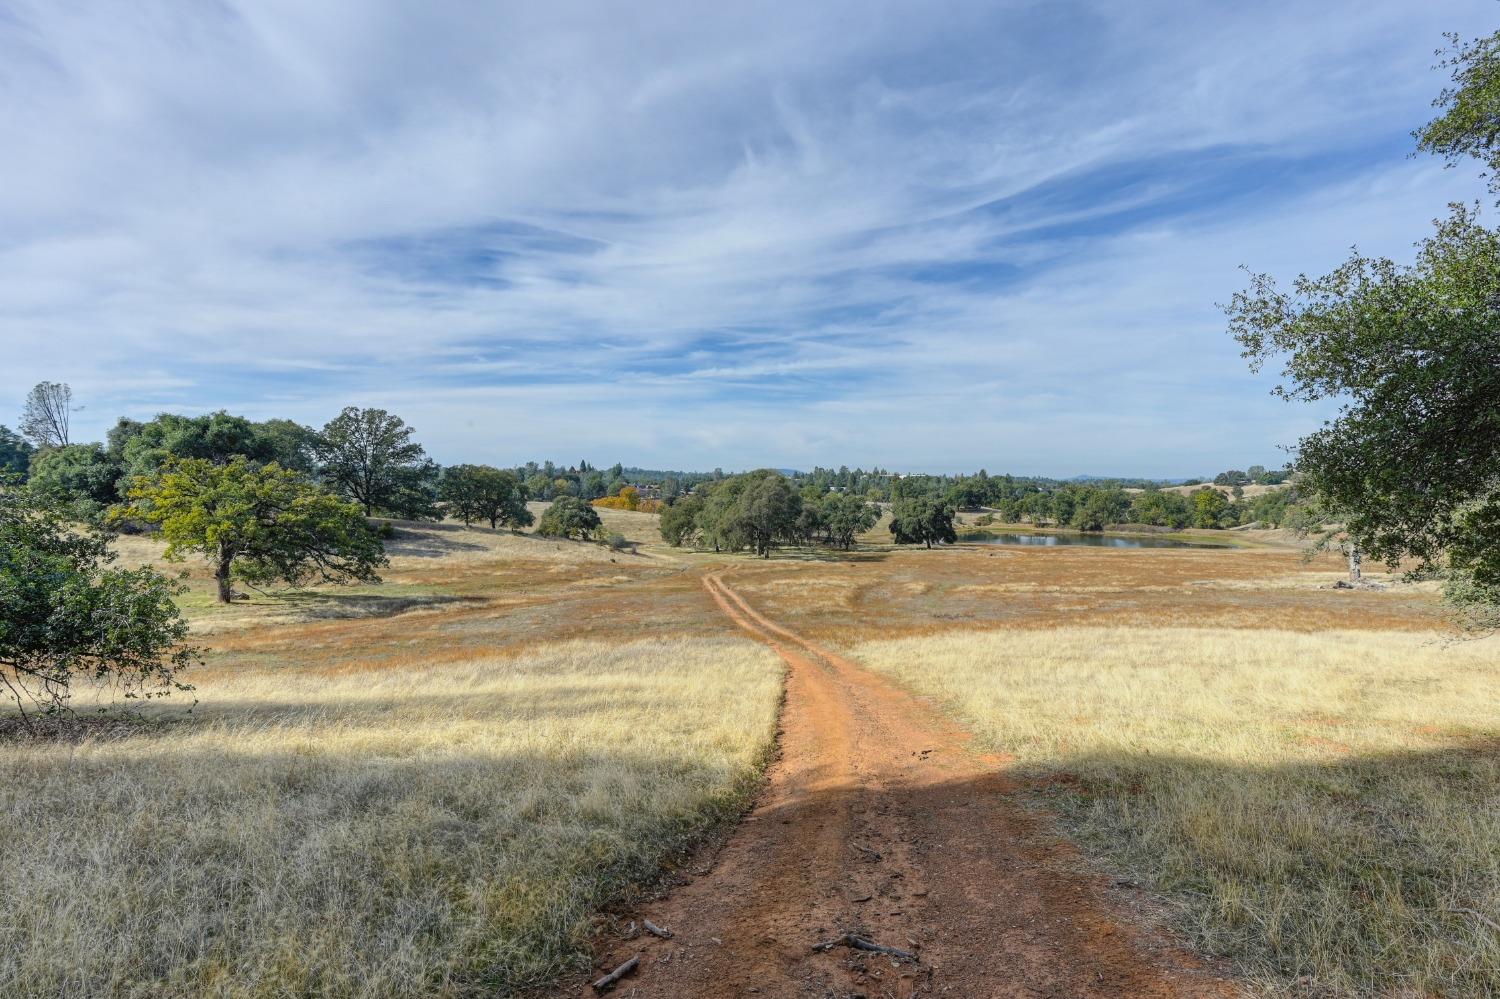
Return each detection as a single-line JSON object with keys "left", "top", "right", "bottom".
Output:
{"left": 963, "top": 531, "right": 1229, "bottom": 550}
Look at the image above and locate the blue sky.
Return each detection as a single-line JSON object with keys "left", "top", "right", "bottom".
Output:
{"left": 0, "top": 1, "right": 1491, "bottom": 476}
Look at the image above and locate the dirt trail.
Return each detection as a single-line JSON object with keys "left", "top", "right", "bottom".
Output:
{"left": 562, "top": 571, "right": 1236, "bottom": 998}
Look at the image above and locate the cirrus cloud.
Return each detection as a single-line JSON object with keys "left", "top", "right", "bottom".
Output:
{"left": 0, "top": 0, "right": 1490, "bottom": 475}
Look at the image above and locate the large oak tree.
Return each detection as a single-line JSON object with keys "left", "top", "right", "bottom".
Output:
{"left": 313, "top": 407, "right": 438, "bottom": 519}
{"left": 128, "top": 457, "right": 388, "bottom": 603}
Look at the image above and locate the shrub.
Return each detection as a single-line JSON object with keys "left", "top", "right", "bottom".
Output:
{"left": 536, "top": 497, "right": 602, "bottom": 540}
{"left": 0, "top": 483, "right": 197, "bottom": 717}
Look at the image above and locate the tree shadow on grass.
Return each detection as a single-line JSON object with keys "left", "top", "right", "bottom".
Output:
{"left": 3, "top": 716, "right": 1495, "bottom": 997}
{"left": 753, "top": 548, "right": 892, "bottom": 564}
{"left": 269, "top": 591, "right": 485, "bottom": 620}
{"left": 1010, "top": 737, "right": 1500, "bottom": 997}
{"left": 384, "top": 525, "right": 493, "bottom": 559}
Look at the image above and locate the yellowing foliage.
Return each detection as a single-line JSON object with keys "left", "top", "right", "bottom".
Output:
{"left": 592, "top": 486, "right": 661, "bottom": 513}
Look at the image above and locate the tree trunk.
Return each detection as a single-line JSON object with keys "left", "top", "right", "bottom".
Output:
{"left": 1348, "top": 545, "right": 1362, "bottom": 584}
{"left": 216, "top": 550, "right": 234, "bottom": 603}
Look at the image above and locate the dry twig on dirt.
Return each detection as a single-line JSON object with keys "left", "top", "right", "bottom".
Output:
{"left": 811, "top": 932, "right": 919, "bottom": 962}
{"left": 591, "top": 954, "right": 640, "bottom": 992}
{"left": 643, "top": 918, "right": 674, "bottom": 939}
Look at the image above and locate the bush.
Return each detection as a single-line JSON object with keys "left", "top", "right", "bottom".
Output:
{"left": 0, "top": 484, "right": 198, "bottom": 716}
{"left": 536, "top": 496, "right": 602, "bottom": 540}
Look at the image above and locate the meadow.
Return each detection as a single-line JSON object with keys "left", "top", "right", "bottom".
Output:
{"left": 716, "top": 541, "right": 1497, "bottom": 995}
{"left": 855, "top": 627, "right": 1500, "bottom": 995}
{"left": 1, "top": 514, "right": 781, "bottom": 998}
{"left": 3, "top": 512, "right": 1496, "bottom": 997}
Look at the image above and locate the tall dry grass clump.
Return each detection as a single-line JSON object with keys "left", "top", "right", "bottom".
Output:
{"left": 0, "top": 637, "right": 781, "bottom": 998}
{"left": 854, "top": 627, "right": 1500, "bottom": 995}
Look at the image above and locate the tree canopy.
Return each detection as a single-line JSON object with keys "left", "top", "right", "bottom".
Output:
{"left": 889, "top": 496, "right": 957, "bottom": 548}
{"left": 0, "top": 483, "right": 196, "bottom": 718}
{"left": 733, "top": 473, "right": 801, "bottom": 558}
{"left": 659, "top": 493, "right": 705, "bottom": 546}
{"left": 1192, "top": 487, "right": 1229, "bottom": 530}
{"left": 440, "top": 465, "right": 533, "bottom": 530}
{"left": 107, "top": 411, "right": 316, "bottom": 491}
{"left": 818, "top": 492, "right": 879, "bottom": 550}
{"left": 128, "top": 457, "right": 388, "bottom": 603}
{"left": 1415, "top": 30, "right": 1500, "bottom": 198}
{"left": 313, "top": 407, "right": 439, "bottom": 519}
{"left": 535, "top": 496, "right": 602, "bottom": 540}
{"left": 665, "top": 470, "right": 805, "bottom": 557}
{"left": 26, "top": 444, "right": 122, "bottom": 522}
{"left": 0, "top": 425, "right": 31, "bottom": 478}
{"left": 1228, "top": 29, "right": 1500, "bottom": 624}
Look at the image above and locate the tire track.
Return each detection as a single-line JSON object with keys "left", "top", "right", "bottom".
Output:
{"left": 562, "top": 570, "right": 1237, "bottom": 998}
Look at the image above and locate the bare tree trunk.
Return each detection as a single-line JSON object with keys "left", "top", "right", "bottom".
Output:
{"left": 1348, "top": 545, "right": 1362, "bottom": 584}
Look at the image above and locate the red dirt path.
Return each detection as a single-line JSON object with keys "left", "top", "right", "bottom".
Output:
{"left": 560, "top": 570, "right": 1238, "bottom": 998}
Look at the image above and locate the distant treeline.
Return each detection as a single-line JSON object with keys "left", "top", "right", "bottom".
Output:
{"left": 779, "top": 467, "right": 1305, "bottom": 530}
{"left": 0, "top": 389, "right": 709, "bottom": 526}
{"left": 1, "top": 384, "right": 1306, "bottom": 537}
{"left": 978, "top": 481, "right": 1306, "bottom": 531}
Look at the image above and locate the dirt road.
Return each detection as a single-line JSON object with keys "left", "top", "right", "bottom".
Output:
{"left": 563, "top": 571, "right": 1235, "bottom": 998}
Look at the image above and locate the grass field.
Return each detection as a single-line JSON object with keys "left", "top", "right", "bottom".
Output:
{"left": 5, "top": 515, "right": 1496, "bottom": 996}
{"left": 2, "top": 515, "right": 781, "bottom": 998}
{"left": 854, "top": 627, "right": 1500, "bottom": 995}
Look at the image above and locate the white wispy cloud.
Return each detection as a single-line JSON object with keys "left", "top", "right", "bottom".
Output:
{"left": 0, "top": 0, "right": 1490, "bottom": 474}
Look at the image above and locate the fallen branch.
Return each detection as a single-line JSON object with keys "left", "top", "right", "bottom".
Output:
{"left": 811, "top": 932, "right": 918, "bottom": 962}
{"left": 592, "top": 955, "right": 640, "bottom": 992}
{"left": 643, "top": 919, "right": 674, "bottom": 939}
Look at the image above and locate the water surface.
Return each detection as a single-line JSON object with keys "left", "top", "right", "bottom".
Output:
{"left": 965, "top": 531, "right": 1227, "bottom": 550}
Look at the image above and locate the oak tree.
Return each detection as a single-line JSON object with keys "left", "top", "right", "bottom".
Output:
{"left": 536, "top": 496, "right": 602, "bottom": 540}
{"left": 1229, "top": 31, "right": 1500, "bottom": 621}
{"left": 313, "top": 407, "right": 438, "bottom": 518}
{"left": 440, "top": 464, "right": 533, "bottom": 529}
{"left": 128, "top": 458, "right": 387, "bottom": 603}
{"left": 889, "top": 497, "right": 956, "bottom": 548}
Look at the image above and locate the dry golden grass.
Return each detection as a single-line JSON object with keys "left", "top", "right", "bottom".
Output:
{"left": 26, "top": 517, "right": 1490, "bottom": 997}
{"left": 106, "top": 517, "right": 678, "bottom": 637}
{"left": 728, "top": 544, "right": 1451, "bottom": 639}
{"left": 853, "top": 627, "right": 1500, "bottom": 995}
{"left": 0, "top": 637, "right": 781, "bottom": 998}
